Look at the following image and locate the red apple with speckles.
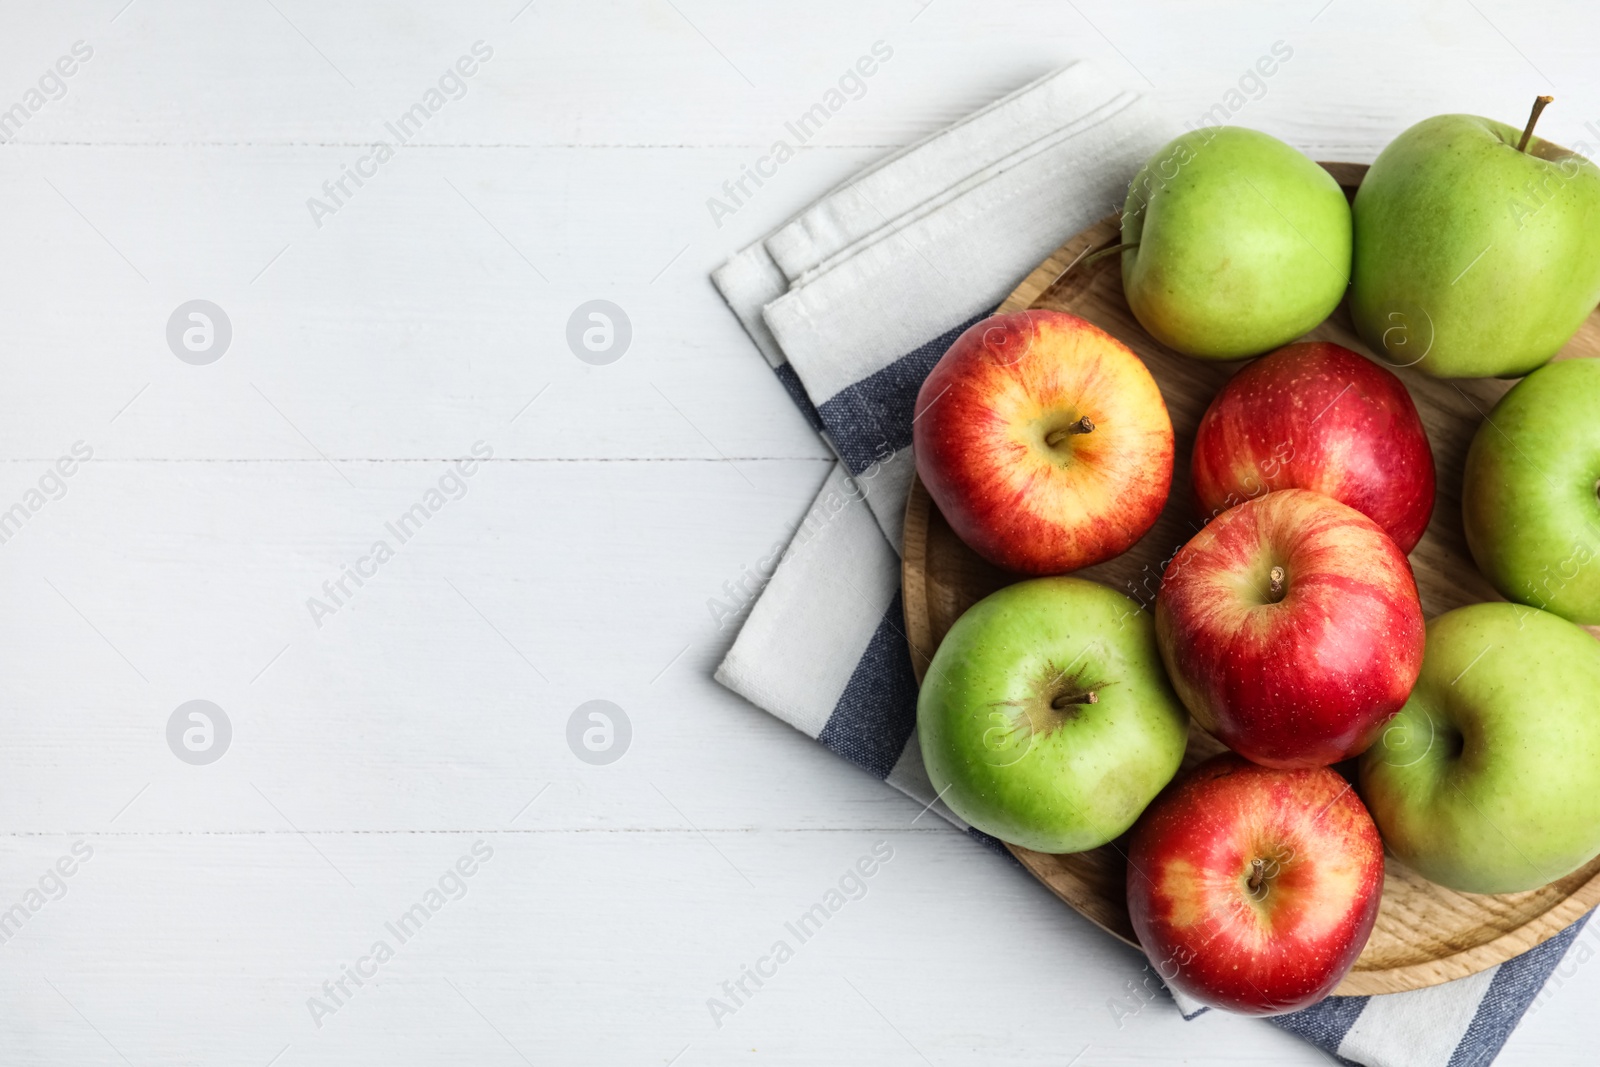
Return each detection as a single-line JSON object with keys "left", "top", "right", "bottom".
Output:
{"left": 1191, "top": 342, "right": 1435, "bottom": 552}
{"left": 913, "top": 309, "right": 1173, "bottom": 575}
{"left": 1155, "top": 488, "right": 1425, "bottom": 768}
{"left": 1127, "top": 753, "right": 1384, "bottom": 1016}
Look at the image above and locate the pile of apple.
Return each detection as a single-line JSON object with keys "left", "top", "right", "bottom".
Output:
{"left": 912, "top": 100, "right": 1600, "bottom": 1016}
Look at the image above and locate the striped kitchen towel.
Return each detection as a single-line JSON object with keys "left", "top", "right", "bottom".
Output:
{"left": 711, "top": 61, "right": 1592, "bottom": 1066}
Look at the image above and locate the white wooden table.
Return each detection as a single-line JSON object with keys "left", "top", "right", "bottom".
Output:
{"left": 2, "top": 2, "right": 1596, "bottom": 1063}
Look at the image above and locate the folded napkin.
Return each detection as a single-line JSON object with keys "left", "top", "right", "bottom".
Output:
{"left": 712, "top": 62, "right": 1590, "bottom": 1067}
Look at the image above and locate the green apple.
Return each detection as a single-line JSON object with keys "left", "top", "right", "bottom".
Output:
{"left": 917, "top": 577, "right": 1187, "bottom": 853}
{"left": 1359, "top": 602, "right": 1600, "bottom": 894}
{"left": 1351, "top": 100, "right": 1600, "bottom": 379}
{"left": 1120, "top": 126, "right": 1351, "bottom": 360}
{"left": 1463, "top": 358, "right": 1600, "bottom": 623}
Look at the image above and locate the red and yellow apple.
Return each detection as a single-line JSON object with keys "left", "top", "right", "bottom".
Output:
{"left": 1191, "top": 342, "right": 1435, "bottom": 552}
{"left": 1127, "top": 754, "right": 1384, "bottom": 1015}
{"left": 913, "top": 309, "right": 1173, "bottom": 575}
{"left": 1154, "top": 489, "right": 1425, "bottom": 767}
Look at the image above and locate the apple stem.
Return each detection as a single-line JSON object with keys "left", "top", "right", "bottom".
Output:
{"left": 1045, "top": 417, "right": 1096, "bottom": 447}
{"left": 1517, "top": 95, "right": 1555, "bottom": 153}
{"left": 1079, "top": 241, "right": 1138, "bottom": 269}
{"left": 1267, "top": 566, "right": 1287, "bottom": 603}
{"left": 1050, "top": 691, "right": 1098, "bottom": 710}
{"left": 1247, "top": 858, "right": 1267, "bottom": 895}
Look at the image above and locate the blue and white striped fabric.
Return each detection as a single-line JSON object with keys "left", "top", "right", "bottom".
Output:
{"left": 711, "top": 61, "right": 1591, "bottom": 1067}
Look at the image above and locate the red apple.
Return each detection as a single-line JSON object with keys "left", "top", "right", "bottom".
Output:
{"left": 1154, "top": 488, "right": 1424, "bottom": 768}
{"left": 1127, "top": 753, "right": 1384, "bottom": 1016}
{"left": 913, "top": 309, "right": 1173, "bottom": 574}
{"left": 1191, "top": 342, "right": 1435, "bottom": 552}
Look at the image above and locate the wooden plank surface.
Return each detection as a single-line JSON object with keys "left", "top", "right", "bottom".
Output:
{"left": 4, "top": 1, "right": 1600, "bottom": 1064}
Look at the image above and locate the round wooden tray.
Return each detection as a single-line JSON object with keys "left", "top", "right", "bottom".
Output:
{"left": 901, "top": 161, "right": 1600, "bottom": 997}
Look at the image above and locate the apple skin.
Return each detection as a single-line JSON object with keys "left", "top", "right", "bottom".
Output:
{"left": 1154, "top": 489, "right": 1425, "bottom": 768}
{"left": 1359, "top": 603, "right": 1600, "bottom": 894}
{"left": 1351, "top": 113, "right": 1600, "bottom": 379}
{"left": 1121, "top": 127, "right": 1351, "bottom": 361}
{"left": 1463, "top": 358, "right": 1600, "bottom": 624}
{"left": 1127, "top": 754, "right": 1384, "bottom": 1016}
{"left": 913, "top": 309, "right": 1173, "bottom": 575}
{"left": 1192, "top": 342, "right": 1435, "bottom": 553}
{"left": 917, "top": 576, "right": 1188, "bottom": 853}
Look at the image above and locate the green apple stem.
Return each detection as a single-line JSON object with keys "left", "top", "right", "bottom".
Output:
{"left": 1079, "top": 242, "right": 1137, "bottom": 269}
{"left": 1267, "top": 566, "right": 1287, "bottom": 603}
{"left": 1517, "top": 95, "right": 1555, "bottom": 153}
{"left": 1044, "top": 417, "right": 1095, "bottom": 447}
{"left": 1050, "top": 691, "right": 1098, "bottom": 710}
